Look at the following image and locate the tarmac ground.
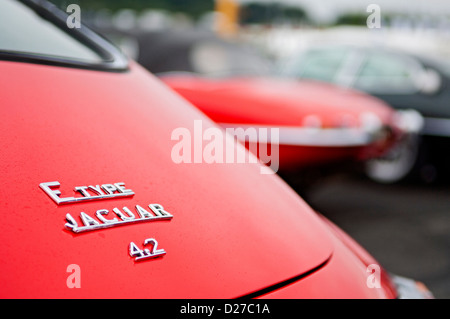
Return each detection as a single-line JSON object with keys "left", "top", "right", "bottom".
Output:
{"left": 300, "top": 173, "right": 450, "bottom": 299}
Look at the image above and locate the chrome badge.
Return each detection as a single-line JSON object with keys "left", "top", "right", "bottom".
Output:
{"left": 129, "top": 238, "right": 166, "bottom": 261}
{"left": 65, "top": 204, "right": 173, "bottom": 233}
{"left": 40, "top": 180, "right": 173, "bottom": 262}
{"left": 39, "top": 181, "right": 135, "bottom": 205}
{"left": 39, "top": 181, "right": 173, "bottom": 234}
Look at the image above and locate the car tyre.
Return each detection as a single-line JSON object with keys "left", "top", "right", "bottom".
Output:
{"left": 364, "top": 133, "right": 421, "bottom": 184}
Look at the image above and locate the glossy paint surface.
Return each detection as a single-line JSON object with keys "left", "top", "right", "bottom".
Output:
{"left": 0, "top": 60, "right": 395, "bottom": 298}
{"left": 0, "top": 61, "right": 331, "bottom": 298}
{"left": 260, "top": 216, "right": 398, "bottom": 299}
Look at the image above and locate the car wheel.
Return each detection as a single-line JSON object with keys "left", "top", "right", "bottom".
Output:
{"left": 364, "top": 134, "right": 420, "bottom": 184}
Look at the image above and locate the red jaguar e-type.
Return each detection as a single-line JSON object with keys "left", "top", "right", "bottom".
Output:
{"left": 135, "top": 30, "right": 422, "bottom": 178}
{"left": 0, "top": 0, "right": 431, "bottom": 299}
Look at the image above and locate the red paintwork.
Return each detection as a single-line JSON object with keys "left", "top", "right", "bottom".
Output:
{"left": 261, "top": 216, "right": 398, "bottom": 299}
{"left": 161, "top": 75, "right": 399, "bottom": 170}
{"left": 0, "top": 60, "right": 396, "bottom": 298}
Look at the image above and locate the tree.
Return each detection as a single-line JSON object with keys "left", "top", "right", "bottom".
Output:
{"left": 49, "top": 0, "right": 214, "bottom": 19}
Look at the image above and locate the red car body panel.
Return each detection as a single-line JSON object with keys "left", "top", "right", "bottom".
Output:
{"left": 161, "top": 75, "right": 399, "bottom": 169}
{"left": 261, "top": 232, "right": 396, "bottom": 299}
{"left": 261, "top": 216, "right": 397, "bottom": 299}
{"left": 0, "top": 60, "right": 398, "bottom": 298}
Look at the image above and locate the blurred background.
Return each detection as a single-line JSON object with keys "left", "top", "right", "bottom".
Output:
{"left": 49, "top": 0, "right": 450, "bottom": 298}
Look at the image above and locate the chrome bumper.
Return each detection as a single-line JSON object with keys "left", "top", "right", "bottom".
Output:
{"left": 391, "top": 274, "right": 434, "bottom": 299}
{"left": 394, "top": 109, "right": 425, "bottom": 134}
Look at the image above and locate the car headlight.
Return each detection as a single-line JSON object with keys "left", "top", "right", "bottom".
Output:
{"left": 393, "top": 109, "right": 424, "bottom": 134}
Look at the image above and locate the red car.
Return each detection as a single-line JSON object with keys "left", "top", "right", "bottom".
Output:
{"left": 135, "top": 30, "right": 421, "bottom": 178}
{"left": 0, "top": 0, "right": 431, "bottom": 299}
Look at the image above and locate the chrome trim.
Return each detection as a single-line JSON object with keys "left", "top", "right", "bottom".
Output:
{"left": 39, "top": 181, "right": 134, "bottom": 205}
{"left": 8, "top": 0, "right": 130, "bottom": 72}
{"left": 65, "top": 204, "right": 173, "bottom": 233}
{"left": 393, "top": 109, "right": 424, "bottom": 134}
{"left": 129, "top": 238, "right": 166, "bottom": 261}
{"left": 220, "top": 124, "right": 376, "bottom": 147}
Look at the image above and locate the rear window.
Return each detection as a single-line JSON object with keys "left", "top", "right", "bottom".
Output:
{"left": 0, "top": 0, "right": 128, "bottom": 71}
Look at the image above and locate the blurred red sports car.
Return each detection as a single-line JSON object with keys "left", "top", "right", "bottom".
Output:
{"left": 135, "top": 30, "right": 421, "bottom": 178}
{"left": 0, "top": 0, "right": 431, "bottom": 299}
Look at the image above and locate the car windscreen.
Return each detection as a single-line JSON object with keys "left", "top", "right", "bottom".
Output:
{"left": 0, "top": 0, "right": 128, "bottom": 71}
{"left": 189, "top": 40, "right": 274, "bottom": 77}
{"left": 279, "top": 47, "right": 349, "bottom": 82}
